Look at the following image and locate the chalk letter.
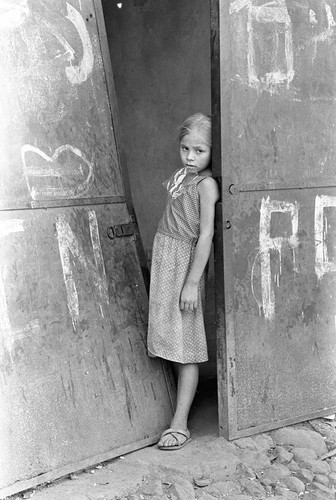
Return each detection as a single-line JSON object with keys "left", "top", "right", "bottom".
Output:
{"left": 315, "top": 195, "right": 336, "bottom": 280}
{"left": 259, "top": 196, "right": 299, "bottom": 320}
{"left": 56, "top": 211, "right": 109, "bottom": 332}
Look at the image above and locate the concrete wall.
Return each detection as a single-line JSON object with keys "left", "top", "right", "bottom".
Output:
{"left": 102, "top": 0, "right": 216, "bottom": 378}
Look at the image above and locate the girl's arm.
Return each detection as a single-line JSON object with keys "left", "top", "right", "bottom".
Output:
{"left": 180, "top": 177, "right": 220, "bottom": 311}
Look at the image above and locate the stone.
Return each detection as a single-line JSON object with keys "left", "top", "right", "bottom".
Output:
{"left": 272, "top": 427, "right": 328, "bottom": 457}
{"left": 274, "top": 446, "right": 293, "bottom": 465}
{"left": 287, "top": 460, "right": 300, "bottom": 472}
{"left": 206, "top": 457, "right": 240, "bottom": 481}
{"left": 252, "top": 433, "right": 274, "bottom": 452}
{"left": 314, "top": 474, "right": 330, "bottom": 487}
{"left": 195, "top": 493, "right": 217, "bottom": 500}
{"left": 294, "top": 468, "right": 314, "bottom": 484}
{"left": 258, "top": 464, "right": 291, "bottom": 486}
{"left": 273, "top": 485, "right": 299, "bottom": 499}
{"left": 140, "top": 478, "right": 164, "bottom": 496}
{"left": 209, "top": 480, "right": 242, "bottom": 496}
{"left": 169, "top": 481, "right": 196, "bottom": 500}
{"left": 234, "top": 437, "right": 258, "bottom": 450}
{"left": 239, "top": 449, "right": 272, "bottom": 471}
{"left": 305, "top": 460, "right": 331, "bottom": 475}
{"left": 236, "top": 462, "right": 256, "bottom": 480}
{"left": 228, "top": 497, "right": 254, "bottom": 500}
{"left": 329, "top": 457, "right": 336, "bottom": 472}
{"left": 239, "top": 478, "right": 267, "bottom": 497}
{"left": 328, "top": 471, "right": 336, "bottom": 485}
{"left": 283, "top": 476, "right": 305, "bottom": 494}
{"left": 304, "top": 493, "right": 332, "bottom": 500}
{"left": 291, "top": 447, "right": 318, "bottom": 467}
{"left": 308, "top": 481, "right": 335, "bottom": 498}
{"left": 165, "top": 475, "right": 195, "bottom": 500}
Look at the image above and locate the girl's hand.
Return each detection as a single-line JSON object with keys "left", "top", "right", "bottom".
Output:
{"left": 180, "top": 282, "right": 198, "bottom": 311}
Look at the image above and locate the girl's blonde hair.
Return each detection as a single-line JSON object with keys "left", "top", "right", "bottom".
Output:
{"left": 178, "top": 113, "right": 211, "bottom": 147}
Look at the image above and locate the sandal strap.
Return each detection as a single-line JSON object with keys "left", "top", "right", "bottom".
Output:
{"left": 160, "top": 428, "right": 190, "bottom": 441}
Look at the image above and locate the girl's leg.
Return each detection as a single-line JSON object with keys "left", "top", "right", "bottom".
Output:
{"left": 159, "top": 362, "right": 199, "bottom": 447}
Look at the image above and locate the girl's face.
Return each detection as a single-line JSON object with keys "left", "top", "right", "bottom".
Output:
{"left": 180, "top": 129, "right": 211, "bottom": 173}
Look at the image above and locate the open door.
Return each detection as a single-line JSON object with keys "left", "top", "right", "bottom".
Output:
{"left": 0, "top": 1, "right": 175, "bottom": 497}
{"left": 212, "top": 0, "right": 336, "bottom": 439}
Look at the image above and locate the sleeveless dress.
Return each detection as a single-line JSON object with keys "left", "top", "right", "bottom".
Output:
{"left": 147, "top": 167, "right": 208, "bottom": 364}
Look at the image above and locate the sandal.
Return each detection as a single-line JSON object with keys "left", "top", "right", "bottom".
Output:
{"left": 158, "top": 428, "right": 191, "bottom": 451}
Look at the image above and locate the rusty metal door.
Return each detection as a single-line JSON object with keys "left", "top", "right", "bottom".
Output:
{"left": 212, "top": 0, "right": 336, "bottom": 439}
{"left": 0, "top": 1, "right": 175, "bottom": 497}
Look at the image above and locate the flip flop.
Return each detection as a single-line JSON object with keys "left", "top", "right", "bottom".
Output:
{"left": 158, "top": 428, "right": 191, "bottom": 451}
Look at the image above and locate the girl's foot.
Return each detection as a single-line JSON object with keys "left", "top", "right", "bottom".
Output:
{"left": 158, "top": 428, "right": 191, "bottom": 450}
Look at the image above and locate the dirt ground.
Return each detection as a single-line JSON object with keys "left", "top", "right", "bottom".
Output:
{"left": 7, "top": 379, "right": 336, "bottom": 500}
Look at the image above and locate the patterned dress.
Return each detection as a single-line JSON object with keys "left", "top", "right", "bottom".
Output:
{"left": 147, "top": 167, "right": 208, "bottom": 364}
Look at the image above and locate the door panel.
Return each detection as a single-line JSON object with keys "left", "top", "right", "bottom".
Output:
{"left": 212, "top": 0, "right": 336, "bottom": 438}
{"left": 0, "top": 205, "right": 174, "bottom": 491}
{"left": 0, "top": 0, "right": 174, "bottom": 496}
{"left": 0, "top": 0, "right": 123, "bottom": 208}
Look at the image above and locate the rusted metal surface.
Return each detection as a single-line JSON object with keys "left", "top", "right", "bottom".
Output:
{"left": 0, "top": 0, "right": 174, "bottom": 495}
{"left": 0, "top": 205, "right": 174, "bottom": 494}
{"left": 212, "top": 0, "right": 336, "bottom": 438}
{"left": 0, "top": 0, "right": 123, "bottom": 207}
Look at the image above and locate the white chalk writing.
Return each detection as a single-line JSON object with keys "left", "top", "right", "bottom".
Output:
{"left": 231, "top": 0, "right": 294, "bottom": 91}
{"left": 315, "top": 195, "right": 336, "bottom": 280}
{"left": 254, "top": 196, "right": 299, "bottom": 320}
{"left": 21, "top": 144, "right": 94, "bottom": 200}
{"left": 56, "top": 211, "right": 109, "bottom": 332}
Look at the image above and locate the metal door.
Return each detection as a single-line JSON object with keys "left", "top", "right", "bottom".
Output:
{"left": 0, "top": 1, "right": 175, "bottom": 496}
{"left": 212, "top": 0, "right": 336, "bottom": 439}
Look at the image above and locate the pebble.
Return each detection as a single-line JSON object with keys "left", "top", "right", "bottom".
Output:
{"left": 127, "top": 422, "right": 336, "bottom": 500}
{"left": 272, "top": 427, "right": 328, "bottom": 456}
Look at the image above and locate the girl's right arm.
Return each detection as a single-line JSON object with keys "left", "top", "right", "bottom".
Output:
{"left": 179, "top": 177, "right": 219, "bottom": 311}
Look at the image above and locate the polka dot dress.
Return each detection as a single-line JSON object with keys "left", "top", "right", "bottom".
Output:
{"left": 147, "top": 170, "right": 208, "bottom": 364}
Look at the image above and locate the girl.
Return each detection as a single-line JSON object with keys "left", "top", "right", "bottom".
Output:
{"left": 148, "top": 113, "right": 219, "bottom": 450}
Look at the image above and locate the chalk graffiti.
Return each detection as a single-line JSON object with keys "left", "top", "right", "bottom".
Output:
{"left": 65, "top": 2, "right": 94, "bottom": 84}
{"left": 311, "top": 3, "right": 336, "bottom": 61}
{"left": 56, "top": 210, "right": 109, "bottom": 332}
{"left": 21, "top": 144, "right": 94, "bottom": 200}
{"left": 315, "top": 195, "right": 336, "bottom": 280}
{"left": 252, "top": 196, "right": 299, "bottom": 320}
{"left": 0, "top": 0, "right": 29, "bottom": 30}
{"left": 88, "top": 210, "right": 109, "bottom": 318}
{"left": 38, "top": 2, "right": 94, "bottom": 85}
{"left": 231, "top": 0, "right": 294, "bottom": 91}
{"left": 0, "top": 219, "right": 24, "bottom": 359}
{"left": 252, "top": 195, "right": 336, "bottom": 319}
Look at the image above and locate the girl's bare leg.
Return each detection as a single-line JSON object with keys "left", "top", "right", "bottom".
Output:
{"left": 159, "top": 362, "right": 199, "bottom": 447}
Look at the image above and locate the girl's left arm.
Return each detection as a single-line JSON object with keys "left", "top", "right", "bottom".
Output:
{"left": 180, "top": 177, "right": 220, "bottom": 311}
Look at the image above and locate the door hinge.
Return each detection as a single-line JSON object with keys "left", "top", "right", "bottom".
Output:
{"left": 107, "top": 221, "right": 135, "bottom": 239}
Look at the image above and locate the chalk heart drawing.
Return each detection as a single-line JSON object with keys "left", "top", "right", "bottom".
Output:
{"left": 0, "top": 0, "right": 29, "bottom": 31}
{"left": 230, "top": 0, "right": 294, "bottom": 91}
{"left": 21, "top": 144, "right": 94, "bottom": 200}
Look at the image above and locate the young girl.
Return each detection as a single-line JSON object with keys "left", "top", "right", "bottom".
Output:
{"left": 148, "top": 113, "right": 219, "bottom": 450}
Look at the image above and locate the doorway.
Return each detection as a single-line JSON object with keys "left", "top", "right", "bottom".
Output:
{"left": 101, "top": 0, "right": 218, "bottom": 434}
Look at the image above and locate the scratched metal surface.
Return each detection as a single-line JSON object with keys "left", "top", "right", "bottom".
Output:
{"left": 0, "top": 0, "right": 175, "bottom": 493}
{"left": 0, "top": 0, "right": 123, "bottom": 206}
{"left": 0, "top": 204, "right": 174, "bottom": 489}
{"left": 228, "top": 0, "right": 336, "bottom": 190}
{"left": 213, "top": 0, "right": 336, "bottom": 438}
{"left": 224, "top": 189, "right": 336, "bottom": 434}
